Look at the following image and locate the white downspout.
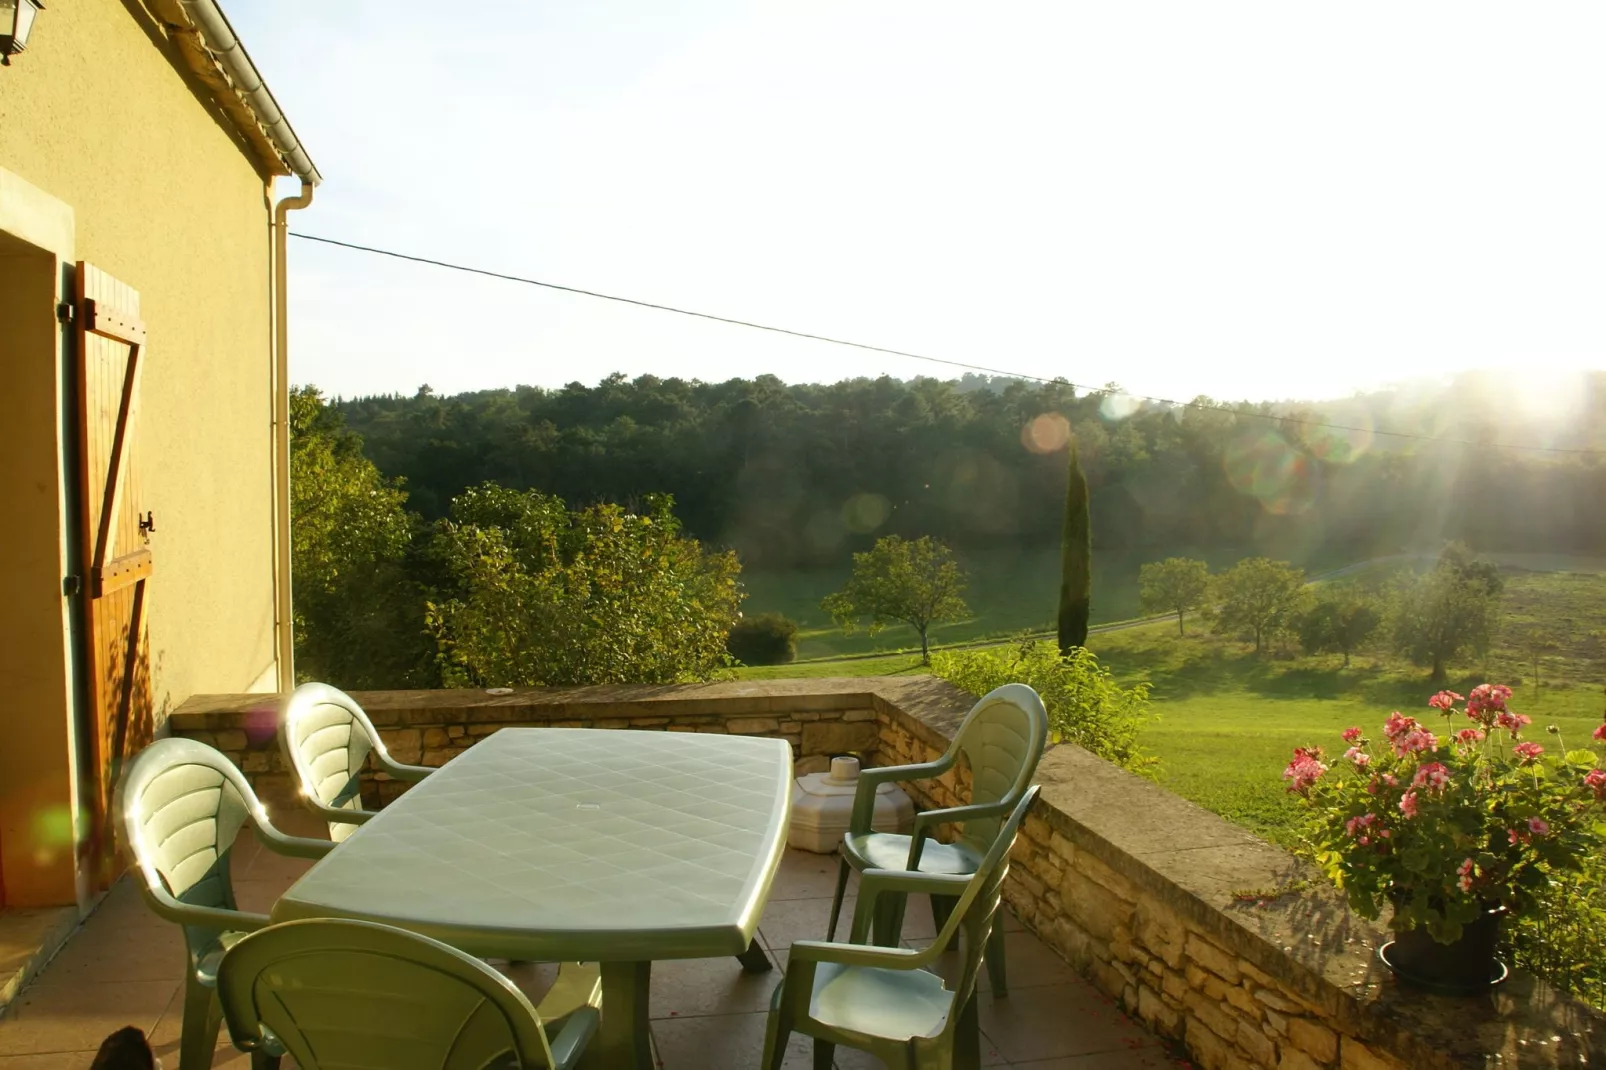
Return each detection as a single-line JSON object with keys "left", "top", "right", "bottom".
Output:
{"left": 272, "top": 181, "right": 314, "bottom": 691}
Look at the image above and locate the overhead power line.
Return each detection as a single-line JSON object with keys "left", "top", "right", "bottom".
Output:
{"left": 288, "top": 231, "right": 1604, "bottom": 459}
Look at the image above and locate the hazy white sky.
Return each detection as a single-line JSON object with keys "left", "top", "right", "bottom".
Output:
{"left": 231, "top": 2, "right": 1606, "bottom": 402}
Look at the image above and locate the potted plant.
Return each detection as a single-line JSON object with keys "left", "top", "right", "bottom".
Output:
{"left": 1283, "top": 684, "right": 1606, "bottom": 995}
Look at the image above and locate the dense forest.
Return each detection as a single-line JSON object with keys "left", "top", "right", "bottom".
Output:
{"left": 333, "top": 369, "right": 1606, "bottom": 569}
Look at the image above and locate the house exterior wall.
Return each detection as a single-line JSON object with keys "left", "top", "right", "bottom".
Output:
{"left": 0, "top": 0, "right": 282, "bottom": 906}
{"left": 0, "top": 0, "right": 281, "bottom": 711}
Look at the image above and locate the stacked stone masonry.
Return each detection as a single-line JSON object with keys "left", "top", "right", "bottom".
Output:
{"left": 172, "top": 677, "right": 1603, "bottom": 1069}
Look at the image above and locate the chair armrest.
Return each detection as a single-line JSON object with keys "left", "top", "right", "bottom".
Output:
{"left": 789, "top": 938, "right": 923, "bottom": 970}
{"left": 301, "top": 796, "right": 376, "bottom": 827}
{"left": 136, "top": 878, "right": 272, "bottom": 933}
{"left": 849, "top": 756, "right": 956, "bottom": 833}
{"left": 850, "top": 868, "right": 973, "bottom": 943}
{"left": 255, "top": 822, "right": 338, "bottom": 859}
{"left": 375, "top": 753, "right": 433, "bottom": 783}
{"left": 905, "top": 797, "right": 1019, "bottom": 868}
{"left": 546, "top": 1005, "right": 601, "bottom": 1070}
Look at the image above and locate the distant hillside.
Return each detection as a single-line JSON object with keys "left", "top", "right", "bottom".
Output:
{"left": 327, "top": 369, "right": 1606, "bottom": 570}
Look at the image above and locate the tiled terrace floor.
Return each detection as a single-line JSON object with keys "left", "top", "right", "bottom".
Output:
{"left": 0, "top": 809, "right": 1181, "bottom": 1069}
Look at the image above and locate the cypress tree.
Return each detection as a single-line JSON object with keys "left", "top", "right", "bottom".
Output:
{"left": 1058, "top": 435, "right": 1091, "bottom": 654}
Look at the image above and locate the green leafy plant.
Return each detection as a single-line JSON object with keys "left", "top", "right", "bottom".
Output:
{"left": 726, "top": 612, "right": 799, "bottom": 666}
{"left": 1297, "top": 596, "right": 1381, "bottom": 667}
{"left": 1138, "top": 557, "right": 1211, "bottom": 636}
{"left": 1287, "top": 684, "right": 1606, "bottom": 943}
{"left": 426, "top": 484, "right": 742, "bottom": 686}
{"left": 933, "top": 639, "right": 1155, "bottom": 774}
{"left": 1388, "top": 544, "right": 1504, "bottom": 683}
{"left": 289, "top": 386, "right": 429, "bottom": 688}
{"left": 822, "top": 535, "right": 969, "bottom": 664}
{"left": 1209, "top": 557, "right": 1309, "bottom": 653}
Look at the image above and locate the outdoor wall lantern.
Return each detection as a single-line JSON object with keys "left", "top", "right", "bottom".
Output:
{"left": 0, "top": 0, "right": 43, "bottom": 65}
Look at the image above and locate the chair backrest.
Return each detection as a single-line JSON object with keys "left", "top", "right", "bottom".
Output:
{"left": 932, "top": 785, "right": 1040, "bottom": 1029}
{"left": 115, "top": 737, "right": 259, "bottom": 944}
{"left": 950, "top": 683, "right": 1048, "bottom": 854}
{"left": 217, "top": 918, "right": 561, "bottom": 1070}
{"left": 280, "top": 683, "right": 386, "bottom": 841}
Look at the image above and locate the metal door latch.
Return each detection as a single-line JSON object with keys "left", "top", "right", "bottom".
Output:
{"left": 139, "top": 511, "right": 156, "bottom": 540}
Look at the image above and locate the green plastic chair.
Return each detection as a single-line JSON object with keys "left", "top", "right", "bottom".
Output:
{"left": 280, "top": 682, "right": 433, "bottom": 842}
{"left": 115, "top": 736, "right": 337, "bottom": 1070}
{"left": 826, "top": 682, "right": 1047, "bottom": 998}
{"left": 764, "top": 786, "right": 1040, "bottom": 1070}
{"left": 217, "top": 918, "right": 601, "bottom": 1070}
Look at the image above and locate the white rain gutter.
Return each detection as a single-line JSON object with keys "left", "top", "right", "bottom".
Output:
{"left": 177, "top": 0, "right": 322, "bottom": 185}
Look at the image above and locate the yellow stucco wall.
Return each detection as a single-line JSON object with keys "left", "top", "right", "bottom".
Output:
{"left": 0, "top": 4, "right": 279, "bottom": 726}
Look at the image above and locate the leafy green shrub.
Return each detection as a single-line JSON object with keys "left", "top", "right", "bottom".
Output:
{"left": 932, "top": 639, "right": 1156, "bottom": 775}
{"left": 727, "top": 613, "right": 799, "bottom": 666}
{"left": 1508, "top": 853, "right": 1606, "bottom": 1011}
{"left": 425, "top": 484, "right": 741, "bottom": 687}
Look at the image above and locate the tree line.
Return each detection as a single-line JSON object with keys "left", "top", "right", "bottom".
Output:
{"left": 332, "top": 370, "right": 1606, "bottom": 570}
{"left": 1138, "top": 543, "right": 1505, "bottom": 681}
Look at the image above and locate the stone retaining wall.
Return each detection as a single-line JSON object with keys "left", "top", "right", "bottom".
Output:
{"left": 170, "top": 679, "right": 892, "bottom": 807}
{"left": 172, "top": 677, "right": 1603, "bottom": 1069}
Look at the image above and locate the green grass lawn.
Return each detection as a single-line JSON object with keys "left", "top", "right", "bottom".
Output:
{"left": 1097, "top": 623, "right": 1605, "bottom": 847}
{"left": 740, "top": 561, "right": 1606, "bottom": 848}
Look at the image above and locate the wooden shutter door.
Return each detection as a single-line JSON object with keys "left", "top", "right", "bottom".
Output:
{"left": 73, "top": 261, "right": 155, "bottom": 890}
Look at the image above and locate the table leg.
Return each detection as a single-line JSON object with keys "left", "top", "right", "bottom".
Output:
{"left": 598, "top": 960, "right": 654, "bottom": 1070}
{"left": 736, "top": 937, "right": 773, "bottom": 973}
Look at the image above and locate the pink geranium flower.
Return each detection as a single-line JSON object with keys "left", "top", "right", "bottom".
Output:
{"left": 1343, "top": 746, "right": 1370, "bottom": 768}
{"left": 1586, "top": 770, "right": 1606, "bottom": 800}
{"left": 1496, "top": 710, "right": 1533, "bottom": 737}
{"left": 1455, "top": 727, "right": 1485, "bottom": 746}
{"left": 1384, "top": 712, "right": 1417, "bottom": 740}
{"left": 1342, "top": 726, "right": 1363, "bottom": 744}
{"left": 1594, "top": 723, "right": 1606, "bottom": 742}
{"left": 1391, "top": 729, "right": 1438, "bottom": 758}
{"left": 1412, "top": 762, "right": 1450, "bottom": 794}
{"left": 1513, "top": 741, "right": 1544, "bottom": 765}
{"left": 1282, "top": 747, "right": 1328, "bottom": 795}
{"left": 1344, "top": 813, "right": 1379, "bottom": 844}
{"left": 1457, "top": 857, "right": 1476, "bottom": 892}
{"left": 1528, "top": 817, "right": 1550, "bottom": 837}
{"left": 1398, "top": 791, "right": 1419, "bottom": 818}
{"left": 1428, "top": 690, "right": 1464, "bottom": 711}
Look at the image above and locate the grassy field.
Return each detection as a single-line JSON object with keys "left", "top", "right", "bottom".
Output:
{"left": 739, "top": 543, "right": 1354, "bottom": 660}
{"left": 738, "top": 560, "right": 1606, "bottom": 848}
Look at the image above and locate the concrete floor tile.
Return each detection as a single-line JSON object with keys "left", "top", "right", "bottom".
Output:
{"left": 759, "top": 897, "right": 853, "bottom": 951}
{"left": 651, "top": 1010, "right": 815, "bottom": 1070}
{"left": 0, "top": 979, "right": 175, "bottom": 1057}
{"left": 980, "top": 982, "right": 1159, "bottom": 1064}
{"left": 1010, "top": 1048, "right": 1191, "bottom": 1069}
{"left": 770, "top": 850, "right": 853, "bottom": 901}
{"left": 0, "top": 1052, "right": 105, "bottom": 1069}
{"left": 27, "top": 920, "right": 183, "bottom": 986}
{"left": 650, "top": 952, "right": 788, "bottom": 1020}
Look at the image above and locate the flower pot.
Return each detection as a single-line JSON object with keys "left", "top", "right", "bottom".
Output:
{"left": 1378, "top": 903, "right": 1509, "bottom": 996}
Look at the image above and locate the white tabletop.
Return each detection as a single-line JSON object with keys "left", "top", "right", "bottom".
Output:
{"left": 271, "top": 727, "right": 794, "bottom": 962}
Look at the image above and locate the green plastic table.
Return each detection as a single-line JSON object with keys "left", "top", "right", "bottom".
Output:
{"left": 270, "top": 726, "right": 794, "bottom": 1069}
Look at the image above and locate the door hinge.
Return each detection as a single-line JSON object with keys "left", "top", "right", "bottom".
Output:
{"left": 63, "top": 575, "right": 83, "bottom": 597}
{"left": 56, "top": 302, "right": 76, "bottom": 324}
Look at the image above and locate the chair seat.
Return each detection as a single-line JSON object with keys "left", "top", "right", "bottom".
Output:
{"left": 807, "top": 962, "right": 956, "bottom": 1041}
{"left": 843, "top": 832, "right": 983, "bottom": 877}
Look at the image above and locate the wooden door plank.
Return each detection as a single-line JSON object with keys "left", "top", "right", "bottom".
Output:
{"left": 72, "top": 262, "right": 153, "bottom": 891}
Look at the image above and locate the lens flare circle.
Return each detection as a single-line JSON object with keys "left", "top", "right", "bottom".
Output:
{"left": 1021, "top": 413, "right": 1071, "bottom": 454}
